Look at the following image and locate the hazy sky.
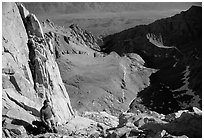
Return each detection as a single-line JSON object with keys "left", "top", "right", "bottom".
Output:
{"left": 23, "top": 2, "right": 202, "bottom": 16}
{"left": 23, "top": 2, "right": 202, "bottom": 36}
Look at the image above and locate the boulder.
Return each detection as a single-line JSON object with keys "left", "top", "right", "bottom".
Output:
{"left": 138, "top": 108, "right": 202, "bottom": 138}
{"left": 89, "top": 130, "right": 100, "bottom": 138}
{"left": 118, "top": 112, "right": 166, "bottom": 128}
{"left": 118, "top": 112, "right": 136, "bottom": 127}
{"left": 66, "top": 116, "right": 97, "bottom": 131}
{"left": 164, "top": 108, "right": 202, "bottom": 138}
{"left": 83, "top": 111, "right": 119, "bottom": 128}
{"left": 140, "top": 122, "right": 165, "bottom": 137}
{"left": 108, "top": 126, "right": 131, "bottom": 138}
{"left": 128, "top": 128, "right": 145, "bottom": 138}
{"left": 7, "top": 125, "right": 27, "bottom": 137}
{"left": 193, "top": 106, "right": 202, "bottom": 115}
{"left": 63, "top": 116, "right": 104, "bottom": 138}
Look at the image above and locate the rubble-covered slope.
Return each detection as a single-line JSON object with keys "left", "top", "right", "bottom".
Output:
{"left": 57, "top": 53, "right": 154, "bottom": 115}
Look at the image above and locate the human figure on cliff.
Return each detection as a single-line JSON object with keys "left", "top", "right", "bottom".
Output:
{"left": 40, "top": 99, "right": 57, "bottom": 133}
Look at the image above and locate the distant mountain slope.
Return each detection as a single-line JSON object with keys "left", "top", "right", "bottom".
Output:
{"left": 102, "top": 6, "right": 202, "bottom": 114}
{"left": 23, "top": 2, "right": 200, "bottom": 37}
{"left": 23, "top": 2, "right": 199, "bottom": 15}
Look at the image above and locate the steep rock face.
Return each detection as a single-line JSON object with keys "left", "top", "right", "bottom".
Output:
{"left": 102, "top": 6, "right": 202, "bottom": 114}
{"left": 2, "top": 3, "right": 73, "bottom": 137}
{"left": 18, "top": 2, "right": 74, "bottom": 123}
{"left": 2, "top": 2, "right": 36, "bottom": 100}
{"left": 69, "top": 24, "right": 101, "bottom": 52}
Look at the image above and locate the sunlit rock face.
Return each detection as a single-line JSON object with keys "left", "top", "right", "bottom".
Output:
{"left": 2, "top": 3, "right": 74, "bottom": 137}
{"left": 102, "top": 6, "right": 202, "bottom": 114}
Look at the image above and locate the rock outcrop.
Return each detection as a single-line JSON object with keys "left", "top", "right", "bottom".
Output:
{"left": 102, "top": 6, "right": 202, "bottom": 114}
{"left": 41, "top": 20, "right": 102, "bottom": 58}
{"left": 69, "top": 24, "right": 101, "bottom": 52}
{"left": 2, "top": 2, "right": 74, "bottom": 137}
{"left": 106, "top": 107, "right": 201, "bottom": 138}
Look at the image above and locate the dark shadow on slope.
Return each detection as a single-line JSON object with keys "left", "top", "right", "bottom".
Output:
{"left": 11, "top": 119, "right": 49, "bottom": 136}
{"left": 6, "top": 93, "right": 40, "bottom": 117}
{"left": 10, "top": 76, "right": 21, "bottom": 92}
{"left": 11, "top": 119, "right": 36, "bottom": 135}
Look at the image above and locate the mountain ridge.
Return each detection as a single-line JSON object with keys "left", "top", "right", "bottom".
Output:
{"left": 23, "top": 2, "right": 201, "bottom": 15}
{"left": 23, "top": 2, "right": 200, "bottom": 37}
{"left": 101, "top": 5, "right": 202, "bottom": 114}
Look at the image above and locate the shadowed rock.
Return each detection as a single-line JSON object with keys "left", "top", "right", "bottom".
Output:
{"left": 102, "top": 6, "right": 202, "bottom": 114}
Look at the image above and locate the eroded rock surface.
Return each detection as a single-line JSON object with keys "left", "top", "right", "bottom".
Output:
{"left": 2, "top": 2, "right": 74, "bottom": 137}
{"left": 42, "top": 20, "right": 102, "bottom": 58}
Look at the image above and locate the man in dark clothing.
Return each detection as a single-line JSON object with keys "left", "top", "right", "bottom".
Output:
{"left": 40, "top": 100, "right": 57, "bottom": 133}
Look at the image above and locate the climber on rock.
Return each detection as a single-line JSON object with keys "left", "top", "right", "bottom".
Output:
{"left": 40, "top": 99, "right": 57, "bottom": 133}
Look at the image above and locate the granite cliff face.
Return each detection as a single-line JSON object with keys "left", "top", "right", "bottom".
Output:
{"left": 102, "top": 6, "right": 202, "bottom": 114}
{"left": 2, "top": 2, "right": 74, "bottom": 137}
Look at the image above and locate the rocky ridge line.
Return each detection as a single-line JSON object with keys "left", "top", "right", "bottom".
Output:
{"left": 41, "top": 19, "right": 103, "bottom": 58}
{"left": 102, "top": 5, "right": 202, "bottom": 114}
